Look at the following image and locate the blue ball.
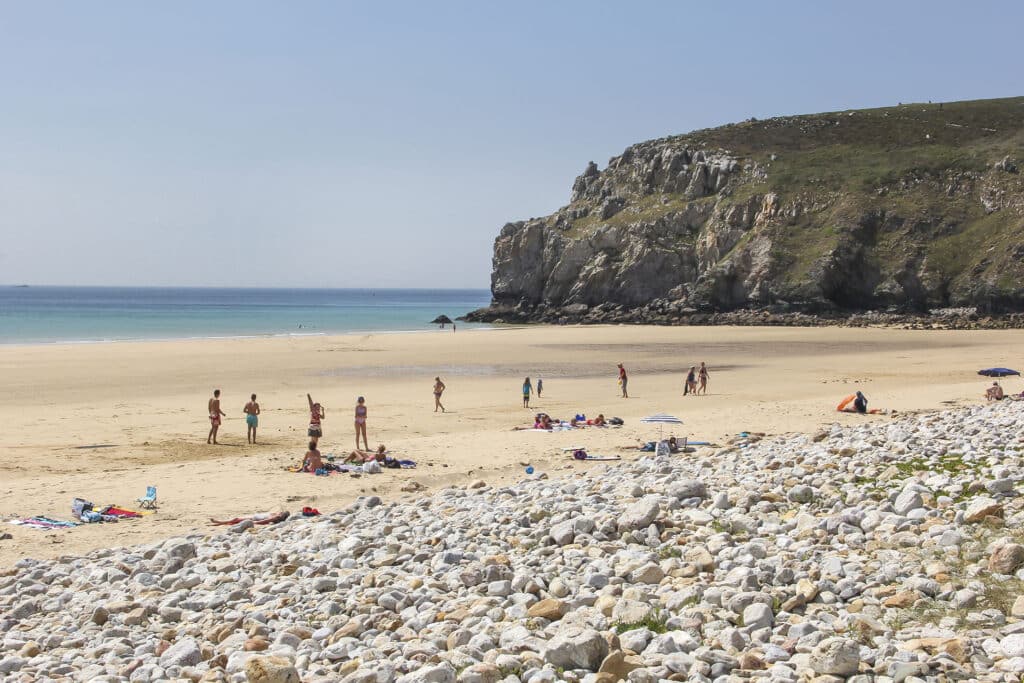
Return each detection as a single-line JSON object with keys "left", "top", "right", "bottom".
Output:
{"left": 525, "top": 466, "right": 534, "bottom": 475}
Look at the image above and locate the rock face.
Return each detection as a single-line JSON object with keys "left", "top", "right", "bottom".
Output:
{"left": 467, "top": 97, "right": 1024, "bottom": 324}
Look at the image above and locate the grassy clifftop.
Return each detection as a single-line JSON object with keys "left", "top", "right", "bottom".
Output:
{"left": 480, "top": 97, "right": 1024, "bottom": 321}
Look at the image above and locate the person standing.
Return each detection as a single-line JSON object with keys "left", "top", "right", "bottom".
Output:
{"left": 307, "top": 393, "right": 325, "bottom": 446}
{"left": 433, "top": 377, "right": 446, "bottom": 413}
{"left": 685, "top": 366, "right": 697, "bottom": 396}
{"left": 207, "top": 389, "right": 226, "bottom": 444}
{"left": 537, "top": 378, "right": 543, "bottom": 398}
{"left": 617, "top": 363, "right": 628, "bottom": 398}
{"left": 244, "top": 393, "right": 261, "bottom": 444}
{"left": 698, "top": 362, "right": 709, "bottom": 395}
{"left": 354, "top": 396, "right": 369, "bottom": 450}
{"left": 522, "top": 377, "right": 533, "bottom": 408}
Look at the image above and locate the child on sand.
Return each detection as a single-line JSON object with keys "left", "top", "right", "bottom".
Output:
{"left": 301, "top": 441, "right": 323, "bottom": 473}
{"left": 307, "top": 394, "right": 325, "bottom": 446}
{"left": 522, "top": 377, "right": 533, "bottom": 408}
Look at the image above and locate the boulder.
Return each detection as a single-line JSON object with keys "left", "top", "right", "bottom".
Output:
{"left": 543, "top": 628, "right": 610, "bottom": 670}
{"left": 618, "top": 496, "right": 661, "bottom": 531}
{"left": 989, "top": 542, "right": 1024, "bottom": 574}
{"left": 808, "top": 637, "right": 860, "bottom": 676}
{"left": 244, "top": 655, "right": 301, "bottom": 683}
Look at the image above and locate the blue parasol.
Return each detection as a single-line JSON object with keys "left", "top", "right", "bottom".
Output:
{"left": 978, "top": 368, "right": 1021, "bottom": 377}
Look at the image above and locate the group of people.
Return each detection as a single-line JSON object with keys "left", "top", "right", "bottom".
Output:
{"left": 684, "top": 362, "right": 710, "bottom": 395}
{"left": 615, "top": 362, "right": 709, "bottom": 399}
{"left": 521, "top": 377, "right": 543, "bottom": 408}
{"left": 206, "top": 389, "right": 374, "bottom": 455}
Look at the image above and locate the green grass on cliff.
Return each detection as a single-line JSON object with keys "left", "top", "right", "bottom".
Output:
{"left": 560, "top": 96, "right": 1024, "bottom": 304}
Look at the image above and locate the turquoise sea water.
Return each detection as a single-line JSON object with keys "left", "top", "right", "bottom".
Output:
{"left": 0, "top": 286, "right": 493, "bottom": 344}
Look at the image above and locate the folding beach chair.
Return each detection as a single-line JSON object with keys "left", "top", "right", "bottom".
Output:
{"left": 137, "top": 486, "right": 157, "bottom": 509}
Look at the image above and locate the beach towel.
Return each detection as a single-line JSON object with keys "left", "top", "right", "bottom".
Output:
{"left": 10, "top": 516, "right": 79, "bottom": 530}
{"left": 570, "top": 454, "right": 621, "bottom": 461}
{"left": 99, "top": 506, "right": 144, "bottom": 519}
{"left": 102, "top": 505, "right": 153, "bottom": 517}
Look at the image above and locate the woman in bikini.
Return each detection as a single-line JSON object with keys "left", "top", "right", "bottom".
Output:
{"left": 433, "top": 377, "right": 446, "bottom": 413}
{"left": 354, "top": 396, "right": 369, "bottom": 450}
{"left": 307, "top": 394, "right": 325, "bottom": 446}
{"left": 698, "top": 362, "right": 709, "bottom": 395}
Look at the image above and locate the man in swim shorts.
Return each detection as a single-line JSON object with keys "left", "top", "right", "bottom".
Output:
{"left": 207, "top": 389, "right": 226, "bottom": 444}
{"left": 244, "top": 393, "right": 261, "bottom": 444}
{"left": 618, "top": 363, "right": 628, "bottom": 398}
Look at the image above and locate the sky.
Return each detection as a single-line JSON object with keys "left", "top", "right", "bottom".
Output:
{"left": 1, "top": 2, "right": 1021, "bottom": 289}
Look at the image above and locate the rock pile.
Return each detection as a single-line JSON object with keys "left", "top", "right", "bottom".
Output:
{"left": 463, "top": 303, "right": 1024, "bottom": 330}
{"left": 4, "top": 402, "right": 1024, "bottom": 682}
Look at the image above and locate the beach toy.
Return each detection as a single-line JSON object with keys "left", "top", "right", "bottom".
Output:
{"left": 525, "top": 466, "right": 534, "bottom": 474}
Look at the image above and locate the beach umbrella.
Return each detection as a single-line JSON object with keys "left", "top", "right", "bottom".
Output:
{"left": 978, "top": 368, "right": 1021, "bottom": 377}
{"left": 641, "top": 413, "right": 683, "bottom": 438}
{"left": 431, "top": 314, "right": 453, "bottom": 328}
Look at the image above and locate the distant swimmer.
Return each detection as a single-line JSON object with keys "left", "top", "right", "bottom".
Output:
{"left": 244, "top": 393, "right": 261, "bottom": 444}
{"left": 433, "top": 377, "right": 446, "bottom": 413}
{"left": 207, "top": 389, "right": 226, "bottom": 444}
{"left": 355, "top": 396, "right": 369, "bottom": 450}
{"left": 307, "top": 393, "right": 325, "bottom": 446}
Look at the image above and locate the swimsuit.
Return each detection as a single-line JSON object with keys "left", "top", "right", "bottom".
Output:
{"left": 308, "top": 411, "right": 322, "bottom": 436}
{"left": 246, "top": 414, "right": 258, "bottom": 427}
{"left": 209, "top": 413, "right": 221, "bottom": 426}
{"left": 355, "top": 405, "right": 367, "bottom": 425}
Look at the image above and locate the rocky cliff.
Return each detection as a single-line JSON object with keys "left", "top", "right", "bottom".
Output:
{"left": 466, "top": 97, "right": 1024, "bottom": 324}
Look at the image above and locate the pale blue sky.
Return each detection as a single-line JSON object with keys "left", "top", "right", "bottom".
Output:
{"left": 1, "top": 2, "right": 1020, "bottom": 288}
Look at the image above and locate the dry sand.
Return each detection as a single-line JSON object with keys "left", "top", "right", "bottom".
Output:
{"left": 1, "top": 324, "right": 1021, "bottom": 568}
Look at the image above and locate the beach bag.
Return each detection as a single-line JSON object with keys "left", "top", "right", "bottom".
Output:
{"left": 608, "top": 417, "right": 624, "bottom": 425}
{"left": 573, "top": 449, "right": 588, "bottom": 460}
{"left": 362, "top": 460, "right": 381, "bottom": 474}
{"left": 72, "top": 498, "right": 93, "bottom": 520}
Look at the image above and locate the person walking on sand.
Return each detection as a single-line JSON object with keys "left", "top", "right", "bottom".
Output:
{"left": 685, "top": 366, "right": 697, "bottom": 396}
{"left": 354, "top": 396, "right": 369, "bottom": 450}
{"left": 522, "top": 377, "right": 533, "bottom": 408}
{"left": 537, "top": 378, "right": 543, "bottom": 398}
{"left": 244, "top": 393, "right": 261, "bottom": 444}
{"left": 307, "top": 393, "right": 325, "bottom": 446}
{"left": 433, "top": 377, "right": 446, "bottom": 413}
{"left": 698, "top": 362, "right": 709, "bottom": 395}
{"left": 207, "top": 389, "right": 226, "bottom": 444}
{"left": 617, "top": 363, "right": 628, "bottom": 398}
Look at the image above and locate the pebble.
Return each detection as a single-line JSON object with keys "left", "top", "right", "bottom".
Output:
{"left": 1, "top": 401, "right": 1023, "bottom": 682}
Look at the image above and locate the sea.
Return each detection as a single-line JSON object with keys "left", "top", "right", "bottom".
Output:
{"left": 0, "top": 286, "right": 493, "bottom": 345}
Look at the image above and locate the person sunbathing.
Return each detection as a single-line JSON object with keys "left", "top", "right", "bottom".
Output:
{"left": 986, "top": 382, "right": 1005, "bottom": 401}
{"left": 344, "top": 444, "right": 387, "bottom": 463}
{"left": 591, "top": 414, "right": 607, "bottom": 426}
{"left": 300, "top": 441, "right": 324, "bottom": 473}
{"left": 210, "top": 510, "right": 290, "bottom": 526}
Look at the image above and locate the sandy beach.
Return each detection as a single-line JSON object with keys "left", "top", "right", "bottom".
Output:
{"left": 1, "top": 324, "right": 1021, "bottom": 568}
